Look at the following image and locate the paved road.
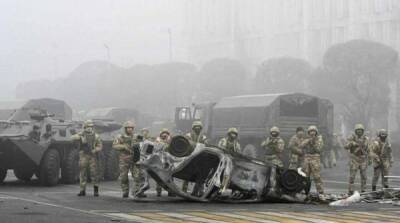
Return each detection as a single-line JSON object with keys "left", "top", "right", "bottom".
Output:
{"left": 1, "top": 158, "right": 400, "bottom": 223}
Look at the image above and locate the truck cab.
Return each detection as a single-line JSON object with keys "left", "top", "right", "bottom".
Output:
{"left": 174, "top": 103, "right": 214, "bottom": 135}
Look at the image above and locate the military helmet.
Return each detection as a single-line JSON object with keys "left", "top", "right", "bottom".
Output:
{"left": 227, "top": 127, "right": 238, "bottom": 135}
{"left": 160, "top": 128, "right": 170, "bottom": 136}
{"left": 123, "top": 121, "right": 135, "bottom": 128}
{"left": 354, "top": 124, "right": 365, "bottom": 131}
{"left": 270, "top": 126, "right": 280, "bottom": 133}
{"left": 192, "top": 121, "right": 203, "bottom": 129}
{"left": 83, "top": 120, "right": 94, "bottom": 128}
{"left": 378, "top": 129, "right": 388, "bottom": 136}
{"left": 307, "top": 125, "right": 318, "bottom": 133}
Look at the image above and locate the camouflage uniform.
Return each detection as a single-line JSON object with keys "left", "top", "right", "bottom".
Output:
{"left": 288, "top": 130, "right": 305, "bottom": 169}
{"left": 261, "top": 126, "right": 285, "bottom": 168}
{"left": 183, "top": 121, "right": 208, "bottom": 192}
{"left": 72, "top": 120, "right": 102, "bottom": 196}
{"left": 344, "top": 124, "right": 369, "bottom": 194}
{"left": 332, "top": 133, "right": 343, "bottom": 161}
{"left": 300, "top": 125, "right": 324, "bottom": 195}
{"left": 218, "top": 127, "right": 241, "bottom": 153}
{"left": 112, "top": 121, "right": 143, "bottom": 197}
{"left": 322, "top": 135, "right": 336, "bottom": 168}
{"left": 155, "top": 128, "right": 171, "bottom": 196}
{"left": 370, "top": 129, "right": 393, "bottom": 190}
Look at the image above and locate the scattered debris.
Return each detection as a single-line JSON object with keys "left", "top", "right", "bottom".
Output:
{"left": 329, "top": 191, "right": 361, "bottom": 206}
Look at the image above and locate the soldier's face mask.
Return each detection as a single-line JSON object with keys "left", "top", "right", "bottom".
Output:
{"left": 160, "top": 133, "right": 169, "bottom": 140}
{"left": 297, "top": 131, "right": 304, "bottom": 138}
{"left": 228, "top": 133, "right": 237, "bottom": 139}
{"left": 355, "top": 129, "right": 364, "bottom": 137}
{"left": 193, "top": 127, "right": 202, "bottom": 134}
{"left": 141, "top": 130, "right": 149, "bottom": 137}
{"left": 84, "top": 127, "right": 93, "bottom": 133}
{"left": 271, "top": 132, "right": 279, "bottom": 137}
{"left": 309, "top": 131, "right": 317, "bottom": 137}
{"left": 379, "top": 135, "right": 387, "bottom": 141}
{"left": 125, "top": 127, "right": 134, "bottom": 135}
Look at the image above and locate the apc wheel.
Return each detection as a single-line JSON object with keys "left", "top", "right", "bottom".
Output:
{"left": 40, "top": 149, "right": 60, "bottom": 186}
{"left": 0, "top": 168, "right": 7, "bottom": 183}
{"left": 97, "top": 152, "right": 105, "bottom": 181}
{"left": 14, "top": 169, "right": 34, "bottom": 182}
{"left": 61, "top": 149, "right": 79, "bottom": 184}
{"left": 104, "top": 149, "right": 119, "bottom": 181}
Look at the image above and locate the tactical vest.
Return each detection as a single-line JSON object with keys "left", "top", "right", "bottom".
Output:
{"left": 264, "top": 137, "right": 281, "bottom": 156}
{"left": 80, "top": 133, "right": 96, "bottom": 154}
{"left": 350, "top": 135, "right": 368, "bottom": 157}
{"left": 303, "top": 136, "right": 321, "bottom": 155}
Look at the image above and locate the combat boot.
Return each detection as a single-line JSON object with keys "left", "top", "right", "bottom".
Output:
{"left": 122, "top": 192, "right": 129, "bottom": 198}
{"left": 94, "top": 186, "right": 99, "bottom": 197}
{"left": 77, "top": 190, "right": 86, "bottom": 196}
{"left": 157, "top": 191, "right": 162, "bottom": 197}
{"left": 372, "top": 186, "right": 376, "bottom": 191}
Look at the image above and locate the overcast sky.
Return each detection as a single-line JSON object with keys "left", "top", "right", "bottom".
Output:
{"left": 0, "top": 0, "right": 183, "bottom": 99}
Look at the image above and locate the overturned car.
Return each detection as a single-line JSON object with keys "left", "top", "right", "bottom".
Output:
{"left": 138, "top": 136, "right": 311, "bottom": 203}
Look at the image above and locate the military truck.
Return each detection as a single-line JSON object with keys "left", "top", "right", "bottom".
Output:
{"left": 85, "top": 107, "right": 154, "bottom": 130}
{"left": 175, "top": 93, "right": 334, "bottom": 164}
{"left": 0, "top": 98, "right": 120, "bottom": 186}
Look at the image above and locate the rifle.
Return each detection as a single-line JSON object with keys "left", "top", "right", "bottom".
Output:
{"left": 376, "top": 140, "right": 388, "bottom": 167}
{"left": 80, "top": 134, "right": 94, "bottom": 155}
{"left": 304, "top": 136, "right": 316, "bottom": 154}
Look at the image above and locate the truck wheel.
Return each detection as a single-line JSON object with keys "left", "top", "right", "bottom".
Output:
{"left": 104, "top": 149, "right": 119, "bottom": 181}
{"left": 0, "top": 168, "right": 7, "bottom": 183}
{"left": 97, "top": 152, "right": 105, "bottom": 181}
{"left": 61, "top": 149, "right": 79, "bottom": 184}
{"left": 14, "top": 169, "right": 34, "bottom": 182}
{"left": 39, "top": 149, "right": 60, "bottom": 186}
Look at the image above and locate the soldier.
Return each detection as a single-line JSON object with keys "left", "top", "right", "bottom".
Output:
{"left": 332, "top": 133, "right": 343, "bottom": 160}
{"left": 140, "top": 128, "right": 153, "bottom": 141}
{"left": 261, "top": 126, "right": 285, "bottom": 168}
{"left": 218, "top": 127, "right": 241, "bottom": 153}
{"left": 182, "top": 121, "right": 208, "bottom": 193}
{"left": 29, "top": 125, "right": 41, "bottom": 143}
{"left": 322, "top": 134, "right": 336, "bottom": 168}
{"left": 288, "top": 127, "right": 306, "bottom": 169}
{"left": 370, "top": 129, "right": 393, "bottom": 191}
{"left": 300, "top": 125, "right": 324, "bottom": 197}
{"left": 71, "top": 120, "right": 102, "bottom": 197}
{"left": 344, "top": 124, "right": 369, "bottom": 195}
{"left": 155, "top": 128, "right": 172, "bottom": 197}
{"left": 112, "top": 121, "right": 144, "bottom": 198}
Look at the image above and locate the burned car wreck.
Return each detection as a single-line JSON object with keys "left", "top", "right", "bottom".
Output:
{"left": 137, "top": 136, "right": 311, "bottom": 203}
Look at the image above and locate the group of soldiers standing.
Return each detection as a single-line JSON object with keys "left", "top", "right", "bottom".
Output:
{"left": 345, "top": 124, "right": 393, "bottom": 194}
{"left": 71, "top": 119, "right": 393, "bottom": 199}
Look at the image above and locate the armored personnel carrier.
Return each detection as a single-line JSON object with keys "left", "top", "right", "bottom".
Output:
{"left": 0, "top": 98, "right": 120, "bottom": 186}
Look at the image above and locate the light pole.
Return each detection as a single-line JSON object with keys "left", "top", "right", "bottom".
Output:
{"left": 104, "top": 44, "right": 111, "bottom": 63}
{"left": 168, "top": 28, "right": 173, "bottom": 61}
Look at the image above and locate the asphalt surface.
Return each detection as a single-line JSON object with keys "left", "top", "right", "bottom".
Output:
{"left": 1, "top": 156, "right": 400, "bottom": 223}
